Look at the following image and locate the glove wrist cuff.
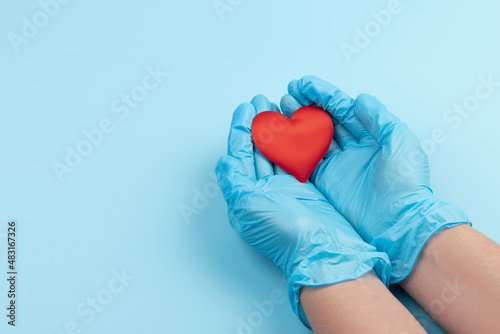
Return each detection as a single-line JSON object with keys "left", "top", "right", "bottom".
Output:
{"left": 372, "top": 199, "right": 470, "bottom": 283}
{"left": 287, "top": 251, "right": 391, "bottom": 330}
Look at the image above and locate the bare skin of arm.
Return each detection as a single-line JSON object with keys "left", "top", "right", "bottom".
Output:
{"left": 300, "top": 271, "right": 426, "bottom": 334}
{"left": 399, "top": 224, "right": 500, "bottom": 334}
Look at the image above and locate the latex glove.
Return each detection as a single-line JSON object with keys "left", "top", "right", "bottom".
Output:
{"left": 281, "top": 76, "right": 471, "bottom": 284}
{"left": 216, "top": 95, "right": 391, "bottom": 328}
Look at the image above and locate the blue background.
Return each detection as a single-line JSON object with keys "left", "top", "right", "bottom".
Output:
{"left": 1, "top": 0, "right": 499, "bottom": 333}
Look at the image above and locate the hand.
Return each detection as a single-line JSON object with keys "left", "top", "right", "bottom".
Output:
{"left": 216, "top": 95, "right": 391, "bottom": 327}
{"left": 280, "top": 75, "right": 470, "bottom": 283}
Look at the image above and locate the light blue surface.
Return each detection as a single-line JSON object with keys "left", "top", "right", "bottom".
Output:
{"left": 0, "top": 1, "right": 499, "bottom": 333}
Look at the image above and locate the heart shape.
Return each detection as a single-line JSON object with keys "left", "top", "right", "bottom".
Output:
{"left": 251, "top": 106, "right": 333, "bottom": 183}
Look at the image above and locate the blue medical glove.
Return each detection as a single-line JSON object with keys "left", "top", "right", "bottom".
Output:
{"left": 216, "top": 95, "right": 391, "bottom": 328}
{"left": 280, "top": 75, "right": 471, "bottom": 284}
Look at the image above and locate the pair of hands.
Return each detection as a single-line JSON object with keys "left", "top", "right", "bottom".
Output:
{"left": 216, "top": 76, "right": 469, "bottom": 328}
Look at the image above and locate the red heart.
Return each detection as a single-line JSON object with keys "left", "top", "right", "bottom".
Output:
{"left": 251, "top": 106, "right": 333, "bottom": 183}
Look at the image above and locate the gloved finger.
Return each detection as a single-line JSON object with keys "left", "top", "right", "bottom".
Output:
{"left": 291, "top": 75, "right": 372, "bottom": 142}
{"left": 216, "top": 155, "right": 256, "bottom": 209}
{"left": 354, "top": 94, "right": 401, "bottom": 145}
{"left": 251, "top": 94, "right": 272, "bottom": 112}
{"left": 280, "top": 94, "right": 303, "bottom": 118}
{"left": 254, "top": 150, "right": 274, "bottom": 179}
{"left": 270, "top": 102, "right": 280, "bottom": 112}
{"left": 274, "top": 164, "right": 290, "bottom": 175}
{"left": 310, "top": 153, "right": 335, "bottom": 185}
{"left": 355, "top": 94, "right": 401, "bottom": 145}
{"left": 334, "top": 124, "right": 357, "bottom": 150}
{"left": 323, "top": 138, "right": 341, "bottom": 160}
{"left": 251, "top": 95, "right": 275, "bottom": 179}
{"left": 227, "top": 102, "right": 257, "bottom": 179}
{"left": 287, "top": 79, "right": 311, "bottom": 107}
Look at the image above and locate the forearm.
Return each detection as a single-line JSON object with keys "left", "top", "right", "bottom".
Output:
{"left": 400, "top": 224, "right": 500, "bottom": 333}
{"left": 300, "top": 271, "right": 425, "bottom": 334}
